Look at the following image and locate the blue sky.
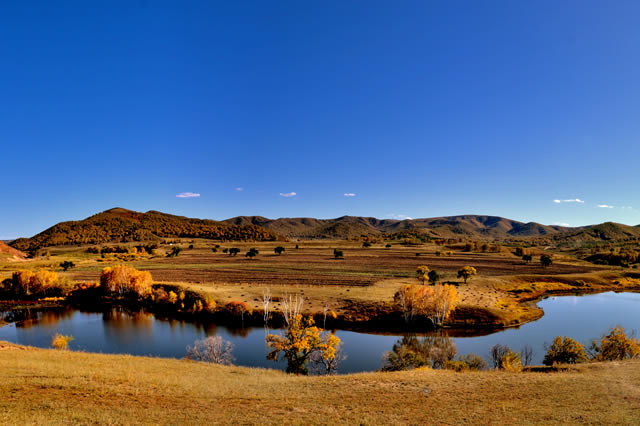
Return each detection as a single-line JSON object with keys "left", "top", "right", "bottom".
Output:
{"left": 2, "top": 1, "right": 640, "bottom": 238}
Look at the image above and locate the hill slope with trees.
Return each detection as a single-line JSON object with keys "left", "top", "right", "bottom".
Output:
{"left": 10, "top": 208, "right": 279, "bottom": 251}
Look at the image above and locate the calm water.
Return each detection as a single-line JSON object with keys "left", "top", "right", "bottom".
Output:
{"left": 1, "top": 291, "right": 638, "bottom": 373}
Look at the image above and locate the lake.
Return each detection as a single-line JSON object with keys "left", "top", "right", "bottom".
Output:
{"left": 1, "top": 291, "right": 638, "bottom": 373}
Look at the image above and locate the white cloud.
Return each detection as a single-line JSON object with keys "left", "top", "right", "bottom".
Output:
{"left": 597, "top": 204, "right": 614, "bottom": 209}
{"left": 343, "top": 193, "right": 356, "bottom": 197}
{"left": 176, "top": 192, "right": 200, "bottom": 198}
{"left": 279, "top": 192, "right": 296, "bottom": 198}
{"left": 388, "top": 213, "right": 413, "bottom": 220}
{"left": 553, "top": 222, "right": 571, "bottom": 227}
{"left": 553, "top": 199, "right": 584, "bottom": 204}
{"left": 235, "top": 187, "right": 244, "bottom": 192}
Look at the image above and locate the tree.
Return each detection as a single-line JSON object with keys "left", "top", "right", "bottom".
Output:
{"left": 522, "top": 254, "right": 533, "bottom": 264}
{"left": 394, "top": 284, "right": 459, "bottom": 327}
{"left": 225, "top": 301, "right": 252, "bottom": 324}
{"left": 457, "top": 266, "right": 477, "bottom": 284}
{"left": 167, "top": 246, "right": 181, "bottom": 257}
{"left": 362, "top": 241, "right": 372, "bottom": 248}
{"left": 499, "top": 351, "right": 523, "bottom": 372}
{"left": 186, "top": 336, "right": 235, "bottom": 365}
{"left": 428, "top": 270, "right": 440, "bottom": 286}
{"left": 266, "top": 314, "right": 340, "bottom": 375}
{"left": 382, "top": 335, "right": 457, "bottom": 371}
{"left": 490, "top": 344, "right": 511, "bottom": 369}
{"left": 245, "top": 248, "right": 258, "bottom": 259}
{"left": 51, "top": 334, "right": 74, "bottom": 350}
{"left": 540, "top": 254, "right": 553, "bottom": 268}
{"left": 60, "top": 261, "right": 76, "bottom": 271}
{"left": 100, "top": 265, "right": 152, "bottom": 298}
{"left": 520, "top": 344, "right": 534, "bottom": 366}
{"left": 274, "top": 246, "right": 285, "bottom": 255}
{"left": 416, "top": 266, "right": 430, "bottom": 284}
{"left": 543, "top": 336, "right": 588, "bottom": 365}
{"left": 589, "top": 326, "right": 640, "bottom": 361}
{"left": 333, "top": 249, "right": 344, "bottom": 259}
{"left": 229, "top": 247, "right": 240, "bottom": 256}
{"left": 385, "top": 243, "right": 392, "bottom": 249}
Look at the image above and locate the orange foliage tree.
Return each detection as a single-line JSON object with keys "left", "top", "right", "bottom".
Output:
{"left": 266, "top": 314, "right": 341, "bottom": 375}
{"left": 100, "top": 265, "right": 152, "bottom": 297}
{"left": 11, "top": 269, "right": 59, "bottom": 297}
{"left": 395, "top": 284, "right": 459, "bottom": 326}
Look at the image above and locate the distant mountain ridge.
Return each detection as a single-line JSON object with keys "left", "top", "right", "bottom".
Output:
{"left": 8, "top": 208, "right": 640, "bottom": 251}
{"left": 10, "top": 208, "right": 279, "bottom": 252}
{"left": 223, "top": 214, "right": 575, "bottom": 239}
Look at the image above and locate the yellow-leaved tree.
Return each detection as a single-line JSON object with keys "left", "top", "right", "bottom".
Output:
{"left": 100, "top": 265, "right": 152, "bottom": 298}
{"left": 416, "top": 265, "right": 430, "bottom": 284}
{"left": 266, "top": 314, "right": 340, "bottom": 375}
{"left": 395, "top": 284, "right": 459, "bottom": 326}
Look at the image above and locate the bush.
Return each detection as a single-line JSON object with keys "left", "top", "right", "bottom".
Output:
{"left": 186, "top": 336, "right": 234, "bottom": 365}
{"left": 6, "top": 269, "right": 68, "bottom": 298}
{"left": 590, "top": 326, "right": 640, "bottom": 361}
{"left": 100, "top": 265, "right": 152, "bottom": 298}
{"left": 543, "top": 336, "right": 588, "bottom": 365}
{"left": 499, "top": 351, "right": 523, "bottom": 372}
{"left": 51, "top": 334, "right": 74, "bottom": 350}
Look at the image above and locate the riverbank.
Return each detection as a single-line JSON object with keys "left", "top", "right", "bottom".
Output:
{"left": 0, "top": 341, "right": 638, "bottom": 424}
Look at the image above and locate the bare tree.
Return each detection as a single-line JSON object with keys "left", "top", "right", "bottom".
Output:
{"left": 262, "top": 288, "right": 272, "bottom": 327}
{"left": 186, "top": 336, "right": 235, "bottom": 365}
{"left": 281, "top": 294, "right": 304, "bottom": 326}
{"left": 490, "top": 343, "right": 511, "bottom": 369}
{"left": 520, "top": 344, "right": 534, "bottom": 366}
{"left": 323, "top": 303, "right": 329, "bottom": 329}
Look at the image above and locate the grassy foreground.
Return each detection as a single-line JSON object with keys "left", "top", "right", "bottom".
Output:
{"left": 1, "top": 342, "right": 639, "bottom": 424}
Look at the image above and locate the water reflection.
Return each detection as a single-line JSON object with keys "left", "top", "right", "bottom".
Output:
{"left": 0, "top": 291, "right": 638, "bottom": 373}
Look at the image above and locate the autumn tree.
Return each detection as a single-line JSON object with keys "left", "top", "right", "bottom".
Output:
{"left": 266, "top": 314, "right": 340, "bottom": 375}
{"left": 229, "top": 247, "right": 240, "bottom": 256}
{"left": 362, "top": 241, "right": 371, "bottom": 248}
{"left": 522, "top": 254, "right": 533, "bottom": 264}
{"left": 245, "top": 248, "right": 259, "bottom": 259}
{"left": 540, "top": 254, "right": 553, "bottom": 268}
{"left": 274, "top": 246, "right": 285, "bottom": 255}
{"left": 382, "top": 335, "right": 457, "bottom": 371}
{"left": 51, "top": 334, "right": 74, "bottom": 350}
{"left": 543, "top": 336, "right": 588, "bottom": 365}
{"left": 100, "top": 265, "right": 152, "bottom": 298}
{"left": 416, "top": 265, "right": 430, "bottom": 284}
{"left": 589, "top": 326, "right": 640, "bottom": 361}
{"left": 11, "top": 269, "right": 60, "bottom": 297}
{"left": 457, "top": 266, "right": 477, "bottom": 284}
{"left": 394, "top": 284, "right": 459, "bottom": 327}
{"left": 225, "top": 301, "right": 252, "bottom": 324}
{"left": 333, "top": 249, "right": 344, "bottom": 259}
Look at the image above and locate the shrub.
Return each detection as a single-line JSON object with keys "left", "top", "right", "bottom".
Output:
{"left": 51, "top": 334, "right": 74, "bottom": 350}
{"left": 490, "top": 344, "right": 511, "bottom": 369}
{"left": 382, "top": 336, "right": 457, "bottom": 371}
{"left": 590, "top": 326, "right": 640, "bottom": 361}
{"left": 499, "top": 351, "right": 523, "bottom": 372}
{"left": 100, "top": 265, "right": 152, "bottom": 298}
{"left": 186, "top": 336, "right": 234, "bottom": 365}
{"left": 543, "top": 336, "right": 588, "bottom": 365}
{"left": 9, "top": 269, "right": 63, "bottom": 297}
{"left": 60, "top": 261, "right": 76, "bottom": 271}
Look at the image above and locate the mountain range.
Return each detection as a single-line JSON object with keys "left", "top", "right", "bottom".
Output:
{"left": 8, "top": 208, "right": 640, "bottom": 251}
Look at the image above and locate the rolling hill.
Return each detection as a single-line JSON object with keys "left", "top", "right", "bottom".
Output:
{"left": 224, "top": 214, "right": 574, "bottom": 240}
{"left": 0, "top": 241, "right": 25, "bottom": 258}
{"left": 10, "top": 208, "right": 279, "bottom": 252}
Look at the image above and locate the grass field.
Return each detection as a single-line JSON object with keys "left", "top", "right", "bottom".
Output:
{"left": 1, "top": 341, "right": 639, "bottom": 424}
{"left": 1, "top": 239, "right": 638, "bottom": 328}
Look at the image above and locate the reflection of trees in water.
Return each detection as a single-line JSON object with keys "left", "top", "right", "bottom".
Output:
{"left": 102, "top": 307, "right": 154, "bottom": 342}
{"left": 381, "top": 334, "right": 457, "bottom": 371}
{"left": 3, "top": 307, "right": 74, "bottom": 330}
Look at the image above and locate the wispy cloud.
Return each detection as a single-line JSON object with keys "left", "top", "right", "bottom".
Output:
{"left": 553, "top": 222, "right": 571, "bottom": 227}
{"left": 553, "top": 198, "right": 584, "bottom": 204}
{"left": 621, "top": 206, "right": 634, "bottom": 210}
{"left": 176, "top": 192, "right": 200, "bottom": 198}
{"left": 388, "top": 213, "right": 413, "bottom": 220}
{"left": 597, "top": 204, "right": 614, "bottom": 209}
{"left": 279, "top": 192, "right": 296, "bottom": 198}
{"left": 235, "top": 187, "right": 244, "bottom": 192}
{"left": 343, "top": 193, "right": 356, "bottom": 197}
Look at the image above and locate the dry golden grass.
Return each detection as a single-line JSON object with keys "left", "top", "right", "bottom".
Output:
{"left": 0, "top": 341, "right": 639, "bottom": 424}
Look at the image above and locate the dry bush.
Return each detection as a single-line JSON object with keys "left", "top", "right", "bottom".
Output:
{"left": 186, "top": 336, "right": 234, "bottom": 365}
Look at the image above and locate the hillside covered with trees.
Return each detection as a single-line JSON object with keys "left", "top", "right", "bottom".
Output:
{"left": 10, "top": 208, "right": 279, "bottom": 251}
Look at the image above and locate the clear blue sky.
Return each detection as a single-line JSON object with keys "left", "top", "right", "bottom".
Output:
{"left": 2, "top": 1, "right": 640, "bottom": 238}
